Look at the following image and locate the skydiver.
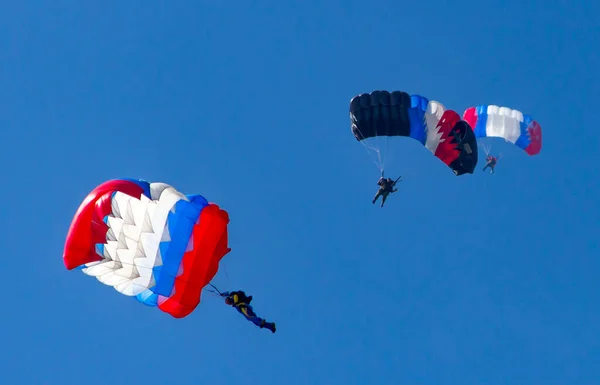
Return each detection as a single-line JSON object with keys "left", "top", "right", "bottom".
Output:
{"left": 372, "top": 176, "right": 401, "bottom": 207}
{"left": 482, "top": 155, "right": 498, "bottom": 174}
{"left": 222, "top": 290, "right": 276, "bottom": 333}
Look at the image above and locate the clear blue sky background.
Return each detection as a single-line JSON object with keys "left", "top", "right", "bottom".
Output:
{"left": 1, "top": 1, "right": 598, "bottom": 384}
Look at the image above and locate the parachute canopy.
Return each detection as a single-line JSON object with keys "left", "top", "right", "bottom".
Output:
{"left": 462, "top": 105, "right": 542, "bottom": 155}
{"left": 350, "top": 90, "right": 478, "bottom": 175}
{"left": 63, "top": 178, "right": 231, "bottom": 318}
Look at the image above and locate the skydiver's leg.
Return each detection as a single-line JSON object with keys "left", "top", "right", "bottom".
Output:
{"left": 254, "top": 317, "right": 276, "bottom": 333}
{"left": 247, "top": 314, "right": 264, "bottom": 327}
{"left": 262, "top": 321, "right": 276, "bottom": 333}
{"left": 239, "top": 305, "right": 276, "bottom": 332}
{"left": 237, "top": 304, "right": 257, "bottom": 320}
{"left": 373, "top": 190, "right": 382, "bottom": 204}
{"left": 483, "top": 164, "right": 489, "bottom": 171}
{"left": 381, "top": 192, "right": 389, "bottom": 207}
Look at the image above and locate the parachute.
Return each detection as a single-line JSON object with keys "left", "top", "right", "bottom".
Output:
{"left": 350, "top": 90, "right": 478, "bottom": 176}
{"left": 462, "top": 105, "right": 542, "bottom": 156}
{"left": 63, "top": 178, "right": 231, "bottom": 318}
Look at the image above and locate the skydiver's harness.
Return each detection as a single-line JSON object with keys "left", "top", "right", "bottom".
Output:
{"left": 207, "top": 284, "right": 254, "bottom": 311}
{"left": 227, "top": 292, "right": 253, "bottom": 307}
{"left": 378, "top": 176, "right": 402, "bottom": 193}
{"left": 226, "top": 292, "right": 259, "bottom": 320}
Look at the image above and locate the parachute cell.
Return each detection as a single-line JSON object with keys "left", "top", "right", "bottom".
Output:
{"left": 350, "top": 90, "right": 478, "bottom": 175}
{"left": 462, "top": 105, "right": 542, "bottom": 155}
{"left": 63, "top": 178, "right": 231, "bottom": 318}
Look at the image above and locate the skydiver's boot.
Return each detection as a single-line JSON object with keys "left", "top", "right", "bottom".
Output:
{"left": 265, "top": 322, "right": 276, "bottom": 333}
{"left": 260, "top": 319, "right": 276, "bottom": 333}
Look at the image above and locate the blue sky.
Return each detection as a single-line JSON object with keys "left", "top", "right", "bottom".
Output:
{"left": 1, "top": 1, "right": 598, "bottom": 384}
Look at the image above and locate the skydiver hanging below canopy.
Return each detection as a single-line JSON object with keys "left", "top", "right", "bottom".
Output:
{"left": 208, "top": 285, "right": 276, "bottom": 333}
{"left": 482, "top": 155, "right": 498, "bottom": 174}
{"left": 372, "top": 175, "right": 402, "bottom": 207}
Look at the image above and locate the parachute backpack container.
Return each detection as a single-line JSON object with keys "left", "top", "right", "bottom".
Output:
{"left": 349, "top": 90, "right": 478, "bottom": 176}
{"left": 462, "top": 105, "right": 542, "bottom": 156}
{"left": 63, "top": 178, "right": 231, "bottom": 318}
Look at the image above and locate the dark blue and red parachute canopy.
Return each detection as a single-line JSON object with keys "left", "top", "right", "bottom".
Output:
{"left": 349, "top": 90, "right": 478, "bottom": 176}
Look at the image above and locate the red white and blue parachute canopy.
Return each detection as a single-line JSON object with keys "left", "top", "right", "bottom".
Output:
{"left": 462, "top": 105, "right": 542, "bottom": 155}
{"left": 63, "top": 178, "right": 231, "bottom": 318}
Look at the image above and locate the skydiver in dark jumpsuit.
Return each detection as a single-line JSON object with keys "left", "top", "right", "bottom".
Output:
{"left": 482, "top": 155, "right": 498, "bottom": 174}
{"left": 223, "top": 290, "right": 276, "bottom": 333}
{"left": 372, "top": 176, "right": 401, "bottom": 207}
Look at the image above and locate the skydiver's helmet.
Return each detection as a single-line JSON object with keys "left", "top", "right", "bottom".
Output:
{"left": 225, "top": 296, "right": 233, "bottom": 305}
